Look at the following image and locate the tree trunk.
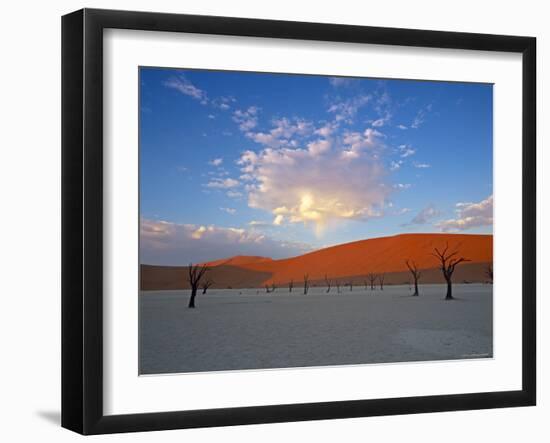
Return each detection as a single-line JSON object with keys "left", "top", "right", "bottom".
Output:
{"left": 188, "top": 288, "right": 198, "bottom": 308}
{"left": 413, "top": 279, "right": 419, "bottom": 296}
{"left": 445, "top": 278, "right": 453, "bottom": 300}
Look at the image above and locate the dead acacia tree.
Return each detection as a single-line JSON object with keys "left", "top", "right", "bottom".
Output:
{"left": 405, "top": 260, "right": 422, "bottom": 296}
{"left": 303, "top": 274, "right": 310, "bottom": 295}
{"left": 431, "top": 243, "right": 470, "bottom": 300}
{"left": 485, "top": 264, "right": 493, "bottom": 284}
{"left": 288, "top": 279, "right": 294, "bottom": 292}
{"left": 379, "top": 273, "right": 385, "bottom": 290}
{"left": 187, "top": 263, "right": 209, "bottom": 308}
{"left": 201, "top": 280, "right": 213, "bottom": 294}
{"left": 367, "top": 273, "right": 377, "bottom": 290}
{"left": 324, "top": 274, "right": 331, "bottom": 293}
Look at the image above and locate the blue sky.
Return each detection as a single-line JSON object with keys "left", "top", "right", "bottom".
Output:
{"left": 140, "top": 67, "right": 493, "bottom": 265}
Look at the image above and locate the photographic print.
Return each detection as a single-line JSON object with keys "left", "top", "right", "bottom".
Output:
{"left": 139, "top": 68, "right": 493, "bottom": 375}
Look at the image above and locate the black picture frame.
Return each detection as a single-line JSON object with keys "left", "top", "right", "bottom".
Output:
{"left": 62, "top": 8, "right": 536, "bottom": 435}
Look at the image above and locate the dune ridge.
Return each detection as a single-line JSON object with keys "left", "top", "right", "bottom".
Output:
{"left": 141, "top": 233, "right": 492, "bottom": 290}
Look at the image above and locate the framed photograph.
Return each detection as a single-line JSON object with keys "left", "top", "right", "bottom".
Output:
{"left": 62, "top": 8, "right": 536, "bottom": 435}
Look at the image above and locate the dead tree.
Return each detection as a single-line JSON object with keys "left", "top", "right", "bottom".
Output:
{"left": 201, "top": 280, "right": 213, "bottom": 294}
{"left": 431, "top": 243, "right": 470, "bottom": 300}
{"left": 303, "top": 274, "right": 310, "bottom": 295}
{"left": 348, "top": 281, "right": 353, "bottom": 291}
{"left": 265, "top": 284, "right": 271, "bottom": 293}
{"left": 289, "top": 279, "right": 294, "bottom": 292}
{"left": 485, "top": 264, "right": 493, "bottom": 284}
{"left": 405, "top": 260, "right": 422, "bottom": 296}
{"left": 335, "top": 280, "right": 341, "bottom": 293}
{"left": 187, "top": 263, "right": 209, "bottom": 308}
{"left": 367, "top": 273, "right": 377, "bottom": 290}
{"left": 272, "top": 283, "right": 277, "bottom": 292}
{"left": 379, "top": 273, "right": 385, "bottom": 290}
{"left": 325, "top": 274, "right": 331, "bottom": 293}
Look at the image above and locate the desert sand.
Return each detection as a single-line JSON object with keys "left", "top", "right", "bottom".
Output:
{"left": 139, "top": 283, "right": 493, "bottom": 374}
{"left": 141, "top": 233, "right": 493, "bottom": 290}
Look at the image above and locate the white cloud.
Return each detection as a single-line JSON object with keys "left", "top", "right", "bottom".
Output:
{"left": 164, "top": 75, "right": 207, "bottom": 103}
{"left": 413, "top": 161, "right": 431, "bottom": 169}
{"left": 397, "top": 124, "right": 408, "bottom": 130}
{"left": 395, "top": 207, "right": 411, "bottom": 215}
{"left": 314, "top": 121, "right": 338, "bottom": 138}
{"left": 246, "top": 117, "right": 314, "bottom": 148}
{"left": 212, "top": 96, "right": 236, "bottom": 110}
{"left": 209, "top": 158, "right": 223, "bottom": 166}
{"left": 249, "top": 220, "right": 271, "bottom": 227}
{"left": 273, "top": 214, "right": 284, "bottom": 225}
{"left": 206, "top": 178, "right": 240, "bottom": 189}
{"left": 237, "top": 131, "right": 389, "bottom": 235}
{"left": 220, "top": 207, "right": 237, "bottom": 215}
{"left": 341, "top": 128, "right": 384, "bottom": 159}
{"left": 307, "top": 139, "right": 332, "bottom": 156}
{"left": 411, "top": 104, "right": 432, "bottom": 129}
{"left": 399, "top": 144, "right": 416, "bottom": 158}
{"left": 226, "top": 190, "right": 243, "bottom": 198}
{"left": 390, "top": 160, "right": 403, "bottom": 171}
{"left": 328, "top": 77, "right": 356, "bottom": 87}
{"left": 394, "top": 183, "right": 411, "bottom": 189}
{"left": 437, "top": 195, "right": 493, "bottom": 232}
{"left": 233, "top": 106, "right": 260, "bottom": 132}
{"left": 407, "top": 205, "right": 441, "bottom": 225}
{"left": 140, "top": 218, "right": 311, "bottom": 265}
{"left": 208, "top": 114, "right": 215, "bottom": 119}
{"left": 327, "top": 95, "right": 370, "bottom": 124}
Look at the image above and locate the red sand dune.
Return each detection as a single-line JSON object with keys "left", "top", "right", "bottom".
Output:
{"left": 200, "top": 255, "right": 273, "bottom": 268}
{"left": 240, "top": 233, "right": 492, "bottom": 285}
{"left": 141, "top": 233, "right": 492, "bottom": 290}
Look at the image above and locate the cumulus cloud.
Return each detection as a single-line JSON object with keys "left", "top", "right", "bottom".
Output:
{"left": 140, "top": 218, "right": 311, "bottom": 265}
{"left": 407, "top": 205, "right": 441, "bottom": 225}
{"left": 164, "top": 75, "right": 207, "bottom": 104}
{"left": 437, "top": 195, "right": 493, "bottom": 232}
{"left": 341, "top": 128, "right": 383, "bottom": 159}
{"left": 397, "top": 124, "right": 408, "bottom": 130}
{"left": 220, "top": 207, "right": 236, "bottom": 215}
{"left": 246, "top": 117, "right": 314, "bottom": 148}
{"left": 314, "top": 121, "right": 338, "bottom": 138}
{"left": 237, "top": 129, "right": 389, "bottom": 235}
{"left": 211, "top": 96, "right": 236, "bottom": 110}
{"left": 233, "top": 106, "right": 260, "bottom": 131}
{"left": 209, "top": 158, "right": 223, "bottom": 166}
